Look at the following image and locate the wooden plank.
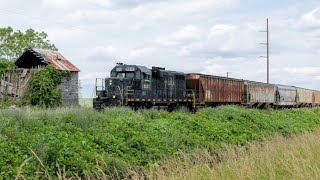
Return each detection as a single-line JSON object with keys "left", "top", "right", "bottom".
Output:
{"left": 21, "top": 69, "right": 28, "bottom": 78}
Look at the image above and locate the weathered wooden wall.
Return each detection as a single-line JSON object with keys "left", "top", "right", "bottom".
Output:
{"left": 0, "top": 69, "right": 32, "bottom": 99}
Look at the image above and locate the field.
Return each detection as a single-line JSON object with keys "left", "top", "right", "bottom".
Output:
{"left": 1, "top": 106, "right": 320, "bottom": 179}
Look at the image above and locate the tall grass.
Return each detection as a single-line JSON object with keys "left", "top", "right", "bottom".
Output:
{"left": 1, "top": 106, "right": 320, "bottom": 178}
{"left": 144, "top": 129, "right": 320, "bottom": 180}
{"left": 79, "top": 98, "right": 93, "bottom": 108}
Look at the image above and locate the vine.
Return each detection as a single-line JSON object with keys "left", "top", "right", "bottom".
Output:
{"left": 0, "top": 60, "right": 14, "bottom": 76}
{"left": 21, "top": 65, "right": 71, "bottom": 107}
{"left": 0, "top": 60, "right": 15, "bottom": 108}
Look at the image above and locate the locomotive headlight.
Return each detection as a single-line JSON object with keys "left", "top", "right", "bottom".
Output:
{"left": 109, "top": 80, "right": 112, "bottom": 83}
{"left": 113, "top": 95, "right": 116, "bottom": 99}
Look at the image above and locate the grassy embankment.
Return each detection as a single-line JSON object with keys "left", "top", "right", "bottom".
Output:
{"left": 1, "top": 106, "right": 320, "bottom": 179}
{"left": 143, "top": 128, "right": 320, "bottom": 180}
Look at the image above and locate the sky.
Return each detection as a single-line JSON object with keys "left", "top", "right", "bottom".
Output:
{"left": 1, "top": 0, "right": 320, "bottom": 98}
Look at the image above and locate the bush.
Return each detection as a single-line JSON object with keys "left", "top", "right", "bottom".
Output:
{"left": 21, "top": 65, "right": 70, "bottom": 108}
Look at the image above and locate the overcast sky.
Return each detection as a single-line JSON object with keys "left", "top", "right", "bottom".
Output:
{"left": 1, "top": 0, "right": 320, "bottom": 97}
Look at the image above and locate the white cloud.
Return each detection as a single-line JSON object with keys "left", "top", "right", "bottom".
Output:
{"left": 42, "top": 0, "right": 78, "bottom": 9}
{"left": 283, "top": 67, "right": 320, "bottom": 75}
{"left": 296, "top": 8, "right": 320, "bottom": 30}
{"left": 90, "top": 46, "right": 118, "bottom": 56}
{"left": 201, "top": 63, "right": 226, "bottom": 76}
{"left": 173, "top": 25, "right": 203, "bottom": 41}
{"left": 44, "top": 27, "right": 88, "bottom": 43}
{"left": 85, "top": 46, "right": 156, "bottom": 62}
{"left": 209, "top": 24, "right": 236, "bottom": 37}
{"left": 155, "top": 25, "right": 203, "bottom": 46}
{"left": 177, "top": 46, "right": 191, "bottom": 56}
{"left": 67, "top": 9, "right": 121, "bottom": 24}
{"left": 128, "top": 48, "right": 155, "bottom": 59}
{"left": 155, "top": 37, "right": 178, "bottom": 46}
{"left": 130, "top": 0, "right": 238, "bottom": 21}
{"left": 42, "top": 0, "right": 112, "bottom": 9}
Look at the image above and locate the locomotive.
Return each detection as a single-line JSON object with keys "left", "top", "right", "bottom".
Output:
{"left": 93, "top": 63, "right": 194, "bottom": 111}
{"left": 93, "top": 63, "right": 320, "bottom": 110}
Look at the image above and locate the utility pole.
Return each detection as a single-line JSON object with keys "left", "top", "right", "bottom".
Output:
{"left": 260, "top": 18, "right": 270, "bottom": 84}
{"left": 227, "top": 72, "right": 230, "bottom": 78}
{"left": 267, "top": 18, "right": 269, "bottom": 84}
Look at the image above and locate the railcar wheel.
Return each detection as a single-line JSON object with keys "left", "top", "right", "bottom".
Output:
{"left": 168, "top": 105, "right": 174, "bottom": 112}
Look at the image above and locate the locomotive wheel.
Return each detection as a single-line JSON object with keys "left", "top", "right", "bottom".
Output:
{"left": 98, "top": 103, "right": 107, "bottom": 111}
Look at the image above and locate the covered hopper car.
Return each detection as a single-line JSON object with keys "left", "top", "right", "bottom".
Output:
{"left": 93, "top": 64, "right": 320, "bottom": 110}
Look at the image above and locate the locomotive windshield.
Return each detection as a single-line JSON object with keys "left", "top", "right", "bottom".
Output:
{"left": 113, "top": 72, "right": 135, "bottom": 78}
{"left": 116, "top": 72, "right": 135, "bottom": 78}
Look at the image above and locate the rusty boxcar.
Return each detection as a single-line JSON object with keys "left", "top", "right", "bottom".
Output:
{"left": 186, "top": 73, "right": 244, "bottom": 106}
{"left": 296, "top": 88, "right": 314, "bottom": 107}
{"left": 275, "top": 85, "right": 297, "bottom": 107}
{"left": 244, "top": 81, "right": 276, "bottom": 108}
{"left": 313, "top": 91, "right": 320, "bottom": 106}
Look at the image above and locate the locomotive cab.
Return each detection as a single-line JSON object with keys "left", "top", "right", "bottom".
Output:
{"left": 93, "top": 63, "right": 152, "bottom": 110}
{"left": 93, "top": 63, "right": 193, "bottom": 111}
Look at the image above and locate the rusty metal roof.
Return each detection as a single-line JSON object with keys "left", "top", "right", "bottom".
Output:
{"left": 27, "top": 48, "right": 80, "bottom": 72}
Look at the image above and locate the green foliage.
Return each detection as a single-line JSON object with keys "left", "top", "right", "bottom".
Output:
{"left": 0, "top": 96, "right": 15, "bottom": 109}
{"left": 0, "top": 60, "right": 14, "bottom": 75}
{"left": 0, "top": 26, "right": 57, "bottom": 61}
{"left": 1, "top": 106, "right": 320, "bottom": 178}
{"left": 0, "top": 59, "right": 14, "bottom": 107}
{"left": 21, "top": 66, "right": 71, "bottom": 107}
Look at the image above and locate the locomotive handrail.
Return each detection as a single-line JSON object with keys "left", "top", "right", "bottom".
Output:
{"left": 95, "top": 78, "right": 105, "bottom": 91}
{"left": 117, "top": 85, "right": 124, "bottom": 106}
{"left": 126, "top": 86, "right": 134, "bottom": 105}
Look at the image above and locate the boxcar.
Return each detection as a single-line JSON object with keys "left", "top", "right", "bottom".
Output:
{"left": 275, "top": 85, "right": 297, "bottom": 107}
{"left": 186, "top": 73, "right": 244, "bottom": 106}
{"left": 296, "top": 88, "right": 313, "bottom": 107}
{"left": 244, "top": 81, "right": 276, "bottom": 108}
{"left": 313, "top": 91, "right": 320, "bottom": 107}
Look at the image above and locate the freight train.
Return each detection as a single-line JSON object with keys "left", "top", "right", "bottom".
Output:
{"left": 93, "top": 63, "right": 320, "bottom": 111}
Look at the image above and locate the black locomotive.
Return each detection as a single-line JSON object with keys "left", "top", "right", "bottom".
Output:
{"left": 93, "top": 63, "right": 194, "bottom": 110}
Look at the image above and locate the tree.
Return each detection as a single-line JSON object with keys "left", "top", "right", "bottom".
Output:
{"left": 0, "top": 27, "right": 58, "bottom": 61}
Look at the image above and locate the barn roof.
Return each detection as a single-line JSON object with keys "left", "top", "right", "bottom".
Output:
{"left": 15, "top": 48, "right": 80, "bottom": 72}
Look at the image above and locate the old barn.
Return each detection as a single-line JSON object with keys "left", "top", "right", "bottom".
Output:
{"left": 0, "top": 48, "right": 80, "bottom": 106}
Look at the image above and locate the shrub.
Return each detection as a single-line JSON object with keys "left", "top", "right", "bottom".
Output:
{"left": 21, "top": 65, "right": 70, "bottom": 108}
